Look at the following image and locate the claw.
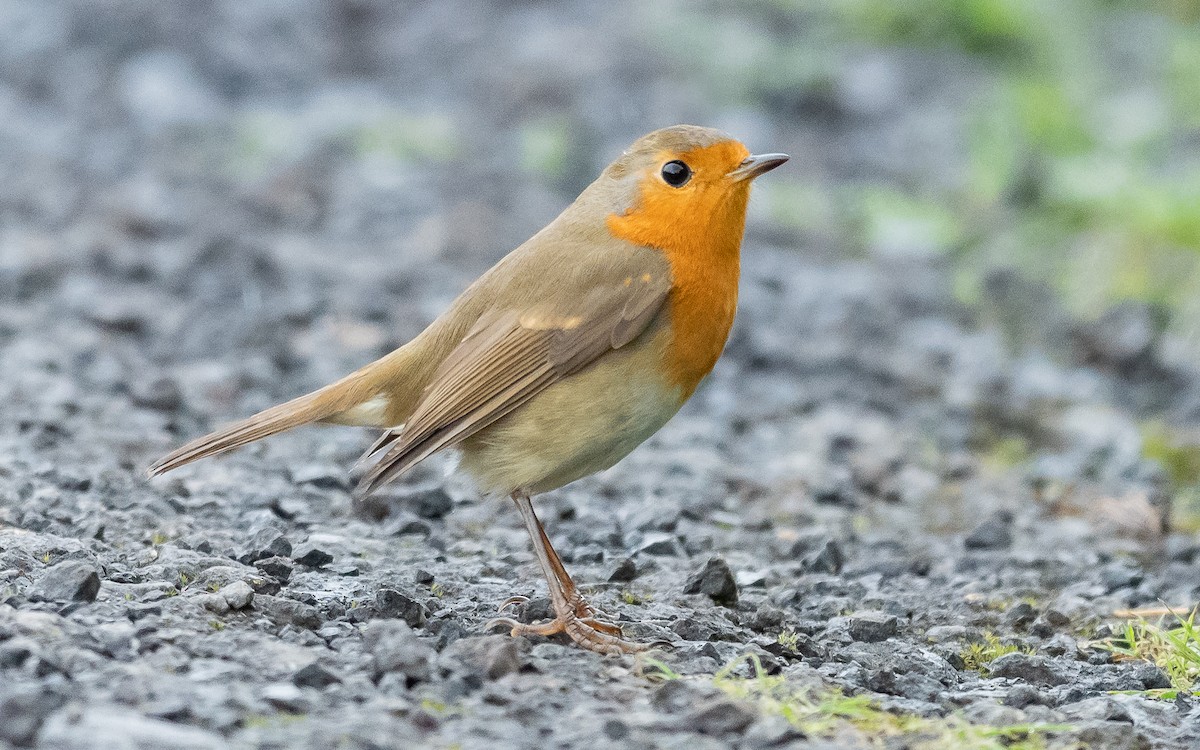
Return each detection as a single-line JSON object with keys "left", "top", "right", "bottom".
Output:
{"left": 483, "top": 616, "right": 523, "bottom": 635}
{"left": 497, "top": 595, "right": 529, "bottom": 613}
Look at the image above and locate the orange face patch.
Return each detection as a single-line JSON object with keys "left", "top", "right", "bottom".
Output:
{"left": 605, "top": 140, "right": 754, "bottom": 397}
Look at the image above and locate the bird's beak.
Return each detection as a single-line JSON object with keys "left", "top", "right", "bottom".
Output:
{"left": 729, "top": 153, "right": 789, "bottom": 182}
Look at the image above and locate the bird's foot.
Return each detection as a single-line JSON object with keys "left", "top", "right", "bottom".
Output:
{"left": 495, "top": 593, "right": 619, "bottom": 633}
{"left": 486, "top": 592, "right": 645, "bottom": 654}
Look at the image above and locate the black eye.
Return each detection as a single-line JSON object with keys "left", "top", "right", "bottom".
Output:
{"left": 661, "top": 160, "right": 691, "bottom": 187}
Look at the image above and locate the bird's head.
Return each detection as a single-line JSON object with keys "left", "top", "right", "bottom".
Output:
{"left": 593, "top": 125, "right": 788, "bottom": 256}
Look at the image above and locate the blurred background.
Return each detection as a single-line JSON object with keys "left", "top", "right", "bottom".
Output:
{"left": 4, "top": 0, "right": 1200, "bottom": 534}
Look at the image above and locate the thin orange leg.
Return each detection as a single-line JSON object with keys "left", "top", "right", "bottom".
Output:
{"left": 486, "top": 493, "right": 645, "bottom": 654}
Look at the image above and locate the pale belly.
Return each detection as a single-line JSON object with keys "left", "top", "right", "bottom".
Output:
{"left": 456, "top": 330, "right": 684, "bottom": 496}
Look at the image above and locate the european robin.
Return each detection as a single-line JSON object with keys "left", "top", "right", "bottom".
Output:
{"left": 149, "top": 125, "right": 788, "bottom": 654}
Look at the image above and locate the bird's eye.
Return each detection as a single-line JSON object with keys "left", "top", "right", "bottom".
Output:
{"left": 661, "top": 160, "right": 691, "bottom": 187}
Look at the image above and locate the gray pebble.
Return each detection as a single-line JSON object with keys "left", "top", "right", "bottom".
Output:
{"left": 443, "top": 635, "right": 522, "bottom": 680}
{"left": 0, "top": 688, "right": 65, "bottom": 746}
{"left": 964, "top": 512, "right": 1013, "bottom": 550}
{"left": 608, "top": 558, "right": 638, "bottom": 582}
{"left": 988, "top": 653, "right": 1068, "bottom": 686}
{"left": 261, "top": 682, "right": 307, "bottom": 712}
{"left": 687, "top": 697, "right": 757, "bottom": 735}
{"left": 847, "top": 612, "right": 899, "bottom": 642}
{"left": 29, "top": 561, "right": 101, "bottom": 603}
{"left": 635, "top": 532, "right": 682, "bottom": 557}
{"left": 293, "top": 662, "right": 341, "bottom": 689}
{"left": 240, "top": 528, "right": 292, "bottom": 564}
{"left": 289, "top": 464, "right": 350, "bottom": 490}
{"left": 375, "top": 589, "right": 429, "bottom": 628}
{"left": 292, "top": 545, "right": 334, "bottom": 569}
{"left": 220, "top": 580, "right": 254, "bottom": 610}
{"left": 684, "top": 557, "right": 739, "bottom": 606}
{"left": 366, "top": 620, "right": 435, "bottom": 683}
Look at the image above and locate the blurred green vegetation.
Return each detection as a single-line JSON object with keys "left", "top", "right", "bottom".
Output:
{"left": 654, "top": 0, "right": 1200, "bottom": 316}
{"left": 1142, "top": 421, "right": 1200, "bottom": 531}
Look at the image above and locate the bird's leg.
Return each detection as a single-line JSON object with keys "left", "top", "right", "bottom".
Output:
{"left": 532, "top": 519, "right": 621, "bottom": 634}
{"left": 497, "top": 525, "right": 615, "bottom": 629}
{"left": 486, "top": 493, "right": 645, "bottom": 654}
{"left": 493, "top": 498, "right": 618, "bottom": 632}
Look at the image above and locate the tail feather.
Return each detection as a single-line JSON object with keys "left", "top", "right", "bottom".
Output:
{"left": 147, "top": 372, "right": 385, "bottom": 477}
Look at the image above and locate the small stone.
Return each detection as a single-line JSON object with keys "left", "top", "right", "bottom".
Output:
{"left": 254, "top": 595, "right": 322, "bottom": 629}
{"left": 289, "top": 464, "right": 350, "bottom": 490}
{"left": 293, "top": 662, "right": 341, "bottom": 689}
{"left": 684, "top": 557, "right": 739, "bottom": 606}
{"left": 961, "top": 701, "right": 1030, "bottom": 727}
{"left": 988, "top": 653, "right": 1067, "bottom": 685}
{"left": 444, "top": 635, "right": 522, "bottom": 680}
{"left": 262, "top": 682, "right": 306, "bottom": 712}
{"left": 847, "top": 612, "right": 899, "bottom": 642}
{"left": 866, "top": 669, "right": 943, "bottom": 701}
{"left": 635, "top": 532, "right": 681, "bottom": 556}
{"left": 397, "top": 486, "right": 454, "bottom": 519}
{"left": 652, "top": 680, "right": 699, "bottom": 713}
{"left": 724, "top": 564, "right": 760, "bottom": 588}
{"left": 87, "top": 303, "right": 146, "bottom": 334}
{"left": 1130, "top": 662, "right": 1171, "bottom": 690}
{"left": 130, "top": 377, "right": 184, "bottom": 411}
{"left": 0, "top": 639, "right": 36, "bottom": 669}
{"left": 964, "top": 511, "right": 1013, "bottom": 550}
{"left": 0, "top": 688, "right": 65, "bottom": 746}
{"left": 688, "top": 697, "right": 757, "bottom": 735}
{"left": 366, "top": 620, "right": 435, "bottom": 683}
{"left": 743, "top": 714, "right": 805, "bottom": 748}
{"left": 1165, "top": 534, "right": 1200, "bottom": 563}
{"left": 1099, "top": 561, "right": 1143, "bottom": 592}
{"left": 602, "top": 718, "right": 629, "bottom": 740}
{"left": 749, "top": 605, "right": 786, "bottom": 632}
{"left": 804, "top": 539, "right": 843, "bottom": 574}
{"left": 221, "top": 581, "right": 254, "bottom": 610}
{"left": 1073, "top": 721, "right": 1148, "bottom": 750}
{"left": 1059, "top": 697, "right": 1132, "bottom": 723}
{"left": 254, "top": 556, "right": 294, "bottom": 582}
{"left": 93, "top": 621, "right": 136, "bottom": 658}
{"left": 569, "top": 544, "right": 604, "bottom": 563}
{"left": 809, "top": 464, "right": 855, "bottom": 505}
{"left": 29, "top": 561, "right": 101, "bottom": 602}
{"left": 413, "top": 569, "right": 435, "bottom": 585}
{"left": 608, "top": 558, "right": 638, "bottom": 582}
{"left": 240, "top": 528, "right": 292, "bottom": 564}
{"left": 292, "top": 545, "right": 334, "bottom": 568}
{"left": 386, "top": 517, "right": 432, "bottom": 536}
{"left": 1003, "top": 684, "right": 1045, "bottom": 709}
{"left": 375, "top": 589, "right": 429, "bottom": 628}
{"left": 1006, "top": 601, "right": 1036, "bottom": 628}
{"left": 1076, "top": 300, "right": 1159, "bottom": 367}
{"left": 195, "top": 593, "right": 230, "bottom": 614}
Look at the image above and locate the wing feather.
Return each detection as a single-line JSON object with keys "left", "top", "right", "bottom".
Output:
{"left": 356, "top": 273, "right": 670, "bottom": 495}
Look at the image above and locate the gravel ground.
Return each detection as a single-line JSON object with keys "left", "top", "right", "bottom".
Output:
{"left": 2, "top": 3, "right": 1199, "bottom": 749}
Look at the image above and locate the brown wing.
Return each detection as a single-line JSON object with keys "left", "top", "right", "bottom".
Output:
{"left": 355, "top": 272, "right": 671, "bottom": 495}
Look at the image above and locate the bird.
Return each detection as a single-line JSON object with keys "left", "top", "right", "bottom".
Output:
{"left": 148, "top": 125, "right": 788, "bottom": 654}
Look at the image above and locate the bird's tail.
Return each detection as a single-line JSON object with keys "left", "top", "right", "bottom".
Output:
{"left": 147, "top": 368, "right": 390, "bottom": 477}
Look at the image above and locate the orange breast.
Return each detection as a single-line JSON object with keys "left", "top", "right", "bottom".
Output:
{"left": 606, "top": 142, "right": 751, "bottom": 400}
{"left": 661, "top": 251, "right": 740, "bottom": 399}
